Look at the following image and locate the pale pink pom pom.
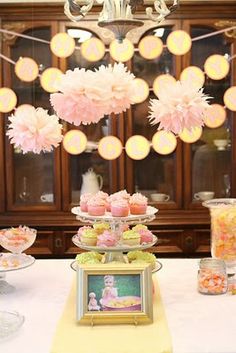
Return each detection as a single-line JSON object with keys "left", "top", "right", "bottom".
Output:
{"left": 148, "top": 81, "right": 211, "bottom": 135}
{"left": 6, "top": 107, "right": 63, "bottom": 154}
{"left": 50, "top": 93, "right": 104, "bottom": 126}
{"left": 96, "top": 63, "right": 135, "bottom": 115}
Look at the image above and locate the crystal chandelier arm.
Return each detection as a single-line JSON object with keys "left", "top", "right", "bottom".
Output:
{"left": 146, "top": 0, "right": 177, "bottom": 23}
{"left": 64, "top": 0, "right": 95, "bottom": 21}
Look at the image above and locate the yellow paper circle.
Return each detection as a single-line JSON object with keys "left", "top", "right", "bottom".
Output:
{"left": 16, "top": 104, "right": 34, "bottom": 113}
{"left": 179, "top": 127, "right": 203, "bottom": 143}
{"left": 131, "top": 78, "right": 149, "bottom": 104}
{"left": 0, "top": 88, "right": 17, "bottom": 113}
{"left": 80, "top": 37, "right": 105, "bottom": 62}
{"left": 63, "top": 130, "right": 87, "bottom": 155}
{"left": 98, "top": 136, "right": 123, "bottom": 160}
{"left": 138, "top": 35, "right": 163, "bottom": 60}
{"left": 15, "top": 57, "right": 39, "bottom": 82}
{"left": 50, "top": 33, "right": 75, "bottom": 58}
{"left": 125, "top": 135, "right": 150, "bottom": 160}
{"left": 167, "top": 30, "right": 192, "bottom": 56}
{"left": 204, "top": 104, "right": 226, "bottom": 128}
{"left": 224, "top": 86, "right": 236, "bottom": 111}
{"left": 153, "top": 74, "right": 176, "bottom": 97}
{"left": 40, "top": 68, "right": 63, "bottom": 93}
{"left": 109, "top": 39, "right": 134, "bottom": 62}
{"left": 152, "top": 131, "right": 177, "bottom": 155}
{"left": 204, "top": 55, "right": 230, "bottom": 80}
{"left": 180, "top": 66, "right": 205, "bottom": 89}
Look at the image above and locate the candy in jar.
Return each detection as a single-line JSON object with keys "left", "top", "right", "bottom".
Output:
{"left": 198, "top": 258, "right": 228, "bottom": 295}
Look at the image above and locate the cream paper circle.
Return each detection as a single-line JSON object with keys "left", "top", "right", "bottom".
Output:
{"left": 167, "top": 30, "right": 192, "bottom": 56}
{"left": 50, "top": 33, "right": 75, "bottom": 58}
{"left": 125, "top": 135, "right": 150, "bottom": 160}
{"left": 204, "top": 55, "right": 230, "bottom": 80}
{"left": 63, "top": 130, "right": 87, "bottom": 155}
{"left": 110, "top": 39, "right": 134, "bottom": 62}
{"left": 98, "top": 136, "right": 123, "bottom": 160}
{"left": 138, "top": 36, "right": 163, "bottom": 60}
{"left": 152, "top": 131, "right": 177, "bottom": 155}
{"left": 179, "top": 127, "right": 203, "bottom": 143}
{"left": 204, "top": 104, "right": 226, "bottom": 128}
{"left": 0, "top": 88, "right": 17, "bottom": 113}
{"left": 223, "top": 86, "right": 236, "bottom": 111}
{"left": 180, "top": 66, "right": 205, "bottom": 89}
{"left": 15, "top": 57, "right": 39, "bottom": 82}
{"left": 40, "top": 68, "right": 63, "bottom": 93}
{"left": 81, "top": 37, "right": 105, "bottom": 62}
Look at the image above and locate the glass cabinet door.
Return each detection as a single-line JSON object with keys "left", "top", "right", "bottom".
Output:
{"left": 60, "top": 25, "right": 119, "bottom": 207}
{"left": 3, "top": 25, "right": 61, "bottom": 210}
{"left": 183, "top": 23, "right": 233, "bottom": 208}
{"left": 126, "top": 25, "right": 182, "bottom": 208}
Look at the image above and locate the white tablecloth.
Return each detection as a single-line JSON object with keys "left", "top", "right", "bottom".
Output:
{"left": 0, "top": 259, "right": 236, "bottom": 353}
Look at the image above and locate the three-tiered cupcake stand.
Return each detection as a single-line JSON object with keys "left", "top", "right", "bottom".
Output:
{"left": 70, "top": 206, "right": 162, "bottom": 272}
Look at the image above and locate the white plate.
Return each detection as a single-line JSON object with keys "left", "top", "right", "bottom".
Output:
{"left": 70, "top": 259, "right": 162, "bottom": 273}
{"left": 71, "top": 206, "right": 158, "bottom": 224}
{"left": 0, "top": 311, "right": 24, "bottom": 339}
{"left": 72, "top": 234, "right": 158, "bottom": 252}
{"left": 0, "top": 253, "right": 35, "bottom": 272}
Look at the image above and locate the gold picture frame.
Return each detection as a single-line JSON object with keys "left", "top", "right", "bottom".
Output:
{"left": 76, "top": 263, "right": 153, "bottom": 325}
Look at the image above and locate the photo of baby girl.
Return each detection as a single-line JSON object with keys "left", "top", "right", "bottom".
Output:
{"left": 87, "top": 274, "right": 141, "bottom": 312}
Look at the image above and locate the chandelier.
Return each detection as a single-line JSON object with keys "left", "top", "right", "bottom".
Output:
{"left": 64, "top": 0, "right": 179, "bottom": 42}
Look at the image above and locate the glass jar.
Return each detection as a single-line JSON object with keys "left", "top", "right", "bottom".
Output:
{"left": 198, "top": 258, "right": 228, "bottom": 295}
{"left": 203, "top": 199, "right": 236, "bottom": 271}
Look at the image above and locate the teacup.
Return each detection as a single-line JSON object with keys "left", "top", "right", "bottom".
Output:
{"left": 194, "top": 191, "right": 214, "bottom": 201}
{"left": 40, "top": 193, "right": 54, "bottom": 202}
{"left": 151, "top": 193, "right": 170, "bottom": 202}
{"left": 213, "top": 139, "right": 228, "bottom": 151}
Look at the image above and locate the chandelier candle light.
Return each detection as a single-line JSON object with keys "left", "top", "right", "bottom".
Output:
{"left": 64, "top": 0, "right": 179, "bottom": 41}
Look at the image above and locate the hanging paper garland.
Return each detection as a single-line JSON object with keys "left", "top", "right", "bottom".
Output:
{"left": 0, "top": 87, "right": 17, "bottom": 113}
{"left": 153, "top": 74, "right": 176, "bottom": 98}
{"left": 98, "top": 136, "right": 123, "bottom": 160}
{"left": 152, "top": 131, "right": 177, "bottom": 155}
{"left": 63, "top": 130, "right": 87, "bottom": 155}
{"left": 138, "top": 35, "right": 163, "bottom": 60}
{"left": 131, "top": 78, "right": 149, "bottom": 104}
{"left": 109, "top": 39, "right": 134, "bottom": 62}
{"left": 50, "top": 32, "right": 75, "bottom": 58}
{"left": 166, "top": 30, "right": 192, "bottom": 56}
{"left": 204, "top": 104, "right": 226, "bottom": 128}
{"left": 80, "top": 37, "right": 105, "bottom": 62}
{"left": 6, "top": 106, "right": 63, "bottom": 154}
{"left": 179, "top": 127, "right": 203, "bottom": 143}
{"left": 40, "top": 67, "right": 63, "bottom": 93}
{"left": 125, "top": 135, "right": 150, "bottom": 160}
{"left": 223, "top": 86, "right": 236, "bottom": 111}
{"left": 15, "top": 57, "right": 39, "bottom": 82}
{"left": 180, "top": 66, "right": 205, "bottom": 90}
{"left": 149, "top": 81, "right": 210, "bottom": 135}
{"left": 204, "top": 54, "right": 230, "bottom": 80}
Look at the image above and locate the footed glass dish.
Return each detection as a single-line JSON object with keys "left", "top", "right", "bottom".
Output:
{"left": 0, "top": 311, "right": 24, "bottom": 339}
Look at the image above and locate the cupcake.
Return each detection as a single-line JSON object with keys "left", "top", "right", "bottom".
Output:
{"left": 121, "top": 230, "right": 140, "bottom": 246}
{"left": 111, "top": 199, "right": 129, "bottom": 217}
{"left": 87, "top": 196, "right": 106, "bottom": 216}
{"left": 80, "top": 193, "right": 92, "bottom": 212}
{"left": 93, "top": 222, "right": 110, "bottom": 235}
{"left": 76, "top": 251, "right": 102, "bottom": 265}
{"left": 80, "top": 229, "right": 98, "bottom": 246}
{"left": 127, "top": 250, "right": 156, "bottom": 270}
{"left": 129, "top": 193, "right": 148, "bottom": 215}
{"left": 76, "top": 226, "right": 92, "bottom": 240}
{"left": 132, "top": 224, "right": 148, "bottom": 232}
{"left": 139, "top": 229, "right": 154, "bottom": 244}
{"left": 107, "top": 190, "right": 130, "bottom": 211}
{"left": 97, "top": 230, "right": 117, "bottom": 247}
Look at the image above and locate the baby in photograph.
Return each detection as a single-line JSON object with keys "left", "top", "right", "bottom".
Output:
{"left": 101, "top": 275, "right": 118, "bottom": 304}
{"left": 88, "top": 292, "right": 100, "bottom": 311}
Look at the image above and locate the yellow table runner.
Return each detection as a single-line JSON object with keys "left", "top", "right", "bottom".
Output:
{"left": 51, "top": 276, "right": 172, "bottom": 353}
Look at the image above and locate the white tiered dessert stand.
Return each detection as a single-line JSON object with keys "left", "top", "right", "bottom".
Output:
{"left": 71, "top": 206, "right": 162, "bottom": 271}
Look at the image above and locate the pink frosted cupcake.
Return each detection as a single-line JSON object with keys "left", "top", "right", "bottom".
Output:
{"left": 111, "top": 199, "right": 129, "bottom": 217}
{"left": 129, "top": 193, "right": 148, "bottom": 215}
{"left": 87, "top": 196, "right": 106, "bottom": 216}
{"left": 80, "top": 193, "right": 92, "bottom": 212}
{"left": 139, "top": 229, "right": 154, "bottom": 244}
{"left": 96, "top": 191, "right": 109, "bottom": 211}
{"left": 107, "top": 190, "right": 130, "bottom": 212}
{"left": 97, "top": 230, "right": 117, "bottom": 247}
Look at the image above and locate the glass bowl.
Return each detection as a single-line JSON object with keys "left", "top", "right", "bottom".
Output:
{"left": 0, "top": 226, "right": 37, "bottom": 254}
{"left": 0, "top": 311, "right": 24, "bottom": 339}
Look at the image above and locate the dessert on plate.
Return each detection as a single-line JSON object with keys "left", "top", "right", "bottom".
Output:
{"left": 87, "top": 196, "right": 106, "bottom": 216}
{"left": 80, "top": 229, "right": 98, "bottom": 246}
{"left": 79, "top": 193, "right": 92, "bottom": 212}
{"left": 97, "top": 230, "right": 118, "bottom": 247}
{"left": 129, "top": 193, "right": 148, "bottom": 215}
{"left": 111, "top": 199, "right": 129, "bottom": 217}
{"left": 75, "top": 251, "right": 103, "bottom": 264}
{"left": 121, "top": 230, "right": 140, "bottom": 246}
{"left": 93, "top": 222, "right": 110, "bottom": 235}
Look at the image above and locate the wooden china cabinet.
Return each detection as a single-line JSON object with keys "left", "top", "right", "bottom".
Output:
{"left": 0, "top": 1, "right": 236, "bottom": 258}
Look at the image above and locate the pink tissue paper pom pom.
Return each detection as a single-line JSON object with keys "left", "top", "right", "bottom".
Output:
{"left": 148, "top": 80, "right": 211, "bottom": 135}
{"left": 6, "top": 106, "right": 63, "bottom": 154}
